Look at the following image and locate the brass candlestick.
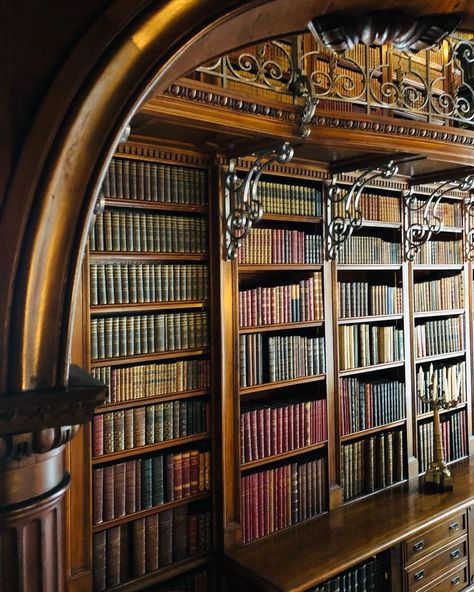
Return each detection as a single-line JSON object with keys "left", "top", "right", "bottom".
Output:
{"left": 417, "top": 371, "right": 461, "bottom": 492}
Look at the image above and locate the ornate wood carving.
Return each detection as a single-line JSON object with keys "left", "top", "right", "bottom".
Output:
{"left": 308, "top": 11, "right": 462, "bottom": 54}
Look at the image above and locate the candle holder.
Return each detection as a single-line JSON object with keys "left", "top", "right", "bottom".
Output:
{"left": 417, "top": 373, "right": 461, "bottom": 492}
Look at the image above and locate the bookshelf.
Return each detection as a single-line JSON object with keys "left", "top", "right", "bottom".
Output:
{"left": 88, "top": 153, "right": 214, "bottom": 591}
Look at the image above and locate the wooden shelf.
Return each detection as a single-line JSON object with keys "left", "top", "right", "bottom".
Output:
{"left": 262, "top": 213, "right": 323, "bottom": 224}
{"left": 239, "top": 320, "right": 324, "bottom": 334}
{"left": 337, "top": 264, "right": 402, "bottom": 271}
{"left": 109, "top": 554, "right": 213, "bottom": 592}
{"left": 90, "top": 300, "right": 207, "bottom": 315}
{"left": 413, "top": 264, "right": 464, "bottom": 271}
{"left": 342, "top": 478, "right": 408, "bottom": 507}
{"left": 340, "top": 419, "right": 407, "bottom": 442}
{"left": 339, "top": 361, "right": 405, "bottom": 376}
{"left": 239, "top": 264, "right": 323, "bottom": 273}
{"left": 241, "top": 441, "right": 327, "bottom": 471}
{"left": 338, "top": 314, "right": 403, "bottom": 325}
{"left": 240, "top": 374, "right": 326, "bottom": 397}
{"left": 91, "top": 432, "right": 210, "bottom": 465}
{"left": 415, "top": 350, "right": 466, "bottom": 364}
{"left": 90, "top": 251, "right": 207, "bottom": 262}
{"left": 413, "top": 308, "right": 465, "bottom": 319}
{"left": 93, "top": 491, "right": 211, "bottom": 532}
{"left": 360, "top": 220, "right": 401, "bottom": 229}
{"left": 417, "top": 401, "right": 467, "bottom": 421}
{"left": 95, "top": 389, "right": 209, "bottom": 413}
{"left": 104, "top": 197, "right": 208, "bottom": 213}
{"left": 90, "top": 347, "right": 209, "bottom": 368}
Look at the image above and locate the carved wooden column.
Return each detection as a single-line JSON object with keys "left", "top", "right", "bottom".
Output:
{"left": 0, "top": 368, "right": 105, "bottom": 592}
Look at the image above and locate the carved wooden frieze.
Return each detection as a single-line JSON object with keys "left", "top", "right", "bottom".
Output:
{"left": 308, "top": 11, "right": 462, "bottom": 53}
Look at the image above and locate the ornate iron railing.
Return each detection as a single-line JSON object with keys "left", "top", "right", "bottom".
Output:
{"left": 190, "top": 33, "right": 474, "bottom": 127}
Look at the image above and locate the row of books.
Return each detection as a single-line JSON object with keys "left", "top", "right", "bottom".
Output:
{"left": 414, "top": 273, "right": 463, "bottom": 312}
{"left": 92, "top": 399, "right": 210, "bottom": 456}
{"left": 239, "top": 273, "right": 324, "bottom": 327}
{"left": 414, "top": 317, "right": 464, "bottom": 358}
{"left": 308, "top": 557, "right": 381, "bottom": 592}
{"left": 338, "top": 324, "right": 404, "bottom": 370}
{"left": 418, "top": 410, "right": 467, "bottom": 472}
{"left": 90, "top": 263, "right": 209, "bottom": 305}
{"left": 90, "top": 312, "right": 209, "bottom": 360}
{"left": 414, "top": 239, "right": 462, "bottom": 265}
{"left": 241, "top": 457, "right": 326, "bottom": 543}
{"left": 337, "top": 235, "right": 401, "bottom": 265}
{"left": 338, "top": 282, "right": 403, "bottom": 318}
{"left": 102, "top": 158, "right": 208, "bottom": 204}
{"left": 334, "top": 192, "right": 401, "bottom": 223}
{"left": 416, "top": 361, "right": 466, "bottom": 415}
{"left": 93, "top": 508, "right": 212, "bottom": 590}
{"left": 341, "top": 429, "right": 405, "bottom": 501}
{"left": 409, "top": 198, "right": 462, "bottom": 228}
{"left": 340, "top": 377, "right": 406, "bottom": 436}
{"left": 92, "top": 359, "right": 211, "bottom": 404}
{"left": 240, "top": 398, "right": 327, "bottom": 463}
{"left": 255, "top": 180, "right": 322, "bottom": 216}
{"left": 90, "top": 210, "right": 208, "bottom": 253}
{"left": 156, "top": 569, "right": 210, "bottom": 592}
{"left": 237, "top": 228, "right": 322, "bottom": 264}
{"left": 92, "top": 450, "right": 210, "bottom": 524}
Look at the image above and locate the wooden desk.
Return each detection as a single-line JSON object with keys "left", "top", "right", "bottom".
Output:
{"left": 225, "top": 458, "right": 474, "bottom": 592}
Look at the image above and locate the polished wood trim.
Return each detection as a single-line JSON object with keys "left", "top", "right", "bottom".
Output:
{"left": 338, "top": 314, "right": 404, "bottom": 324}
{"left": 413, "top": 308, "right": 465, "bottom": 319}
{"left": 91, "top": 432, "right": 210, "bottom": 465}
{"left": 238, "top": 264, "right": 323, "bottom": 273}
{"left": 262, "top": 214, "right": 323, "bottom": 224}
{"left": 239, "top": 375, "right": 326, "bottom": 396}
{"left": 90, "top": 347, "right": 208, "bottom": 368}
{"left": 337, "top": 264, "right": 403, "bottom": 271}
{"left": 339, "top": 361, "right": 405, "bottom": 376}
{"left": 104, "top": 198, "right": 207, "bottom": 213}
{"left": 340, "top": 420, "right": 407, "bottom": 442}
{"left": 89, "top": 252, "right": 207, "bottom": 262}
{"left": 413, "top": 264, "right": 464, "bottom": 271}
{"left": 414, "top": 351, "right": 466, "bottom": 364}
{"left": 417, "top": 401, "right": 468, "bottom": 421}
{"left": 239, "top": 321, "right": 324, "bottom": 334}
{"left": 93, "top": 491, "right": 211, "bottom": 532}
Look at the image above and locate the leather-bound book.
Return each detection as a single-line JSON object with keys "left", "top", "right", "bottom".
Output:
{"left": 145, "top": 514, "right": 160, "bottom": 573}
{"left": 173, "top": 505, "right": 188, "bottom": 562}
{"left": 103, "top": 465, "right": 115, "bottom": 522}
{"left": 132, "top": 518, "right": 146, "bottom": 577}
{"left": 106, "top": 525, "right": 121, "bottom": 587}
{"left": 159, "top": 509, "right": 174, "bottom": 566}
{"left": 93, "top": 531, "right": 107, "bottom": 592}
{"left": 92, "top": 468, "right": 104, "bottom": 525}
{"left": 125, "top": 459, "right": 136, "bottom": 515}
{"left": 114, "top": 462, "right": 126, "bottom": 518}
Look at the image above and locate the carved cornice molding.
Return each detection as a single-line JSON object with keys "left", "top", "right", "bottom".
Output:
{"left": 0, "top": 365, "right": 105, "bottom": 436}
{"left": 0, "top": 426, "right": 80, "bottom": 463}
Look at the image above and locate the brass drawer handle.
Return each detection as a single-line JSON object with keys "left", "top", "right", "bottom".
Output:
{"left": 414, "top": 570, "right": 425, "bottom": 582}
{"left": 450, "top": 549, "right": 461, "bottom": 560}
{"left": 413, "top": 540, "right": 424, "bottom": 552}
{"left": 449, "top": 522, "right": 460, "bottom": 531}
{"left": 451, "top": 576, "right": 461, "bottom": 586}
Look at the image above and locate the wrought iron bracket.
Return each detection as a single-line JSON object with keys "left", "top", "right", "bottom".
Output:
{"left": 224, "top": 142, "right": 295, "bottom": 260}
{"left": 326, "top": 160, "right": 399, "bottom": 260}
{"left": 404, "top": 174, "right": 474, "bottom": 261}
{"left": 291, "top": 70, "right": 318, "bottom": 138}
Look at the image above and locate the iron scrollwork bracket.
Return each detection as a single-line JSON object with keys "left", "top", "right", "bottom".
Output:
{"left": 326, "top": 160, "right": 399, "bottom": 260}
{"left": 291, "top": 70, "right": 318, "bottom": 138}
{"left": 404, "top": 174, "right": 474, "bottom": 261}
{"left": 225, "top": 142, "right": 295, "bottom": 260}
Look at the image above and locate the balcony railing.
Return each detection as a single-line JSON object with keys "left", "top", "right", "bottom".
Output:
{"left": 187, "top": 33, "right": 474, "bottom": 127}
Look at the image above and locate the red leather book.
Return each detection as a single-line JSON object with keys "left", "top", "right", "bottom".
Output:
{"left": 135, "top": 458, "right": 142, "bottom": 512}
{"left": 119, "top": 524, "right": 130, "bottom": 582}
{"left": 106, "top": 525, "right": 121, "bottom": 587}
{"left": 103, "top": 465, "right": 115, "bottom": 522}
{"left": 250, "top": 410, "right": 258, "bottom": 461}
{"left": 257, "top": 408, "right": 265, "bottom": 460}
{"left": 125, "top": 459, "right": 136, "bottom": 515}
{"left": 114, "top": 462, "right": 126, "bottom": 518}
{"left": 187, "top": 512, "right": 198, "bottom": 556}
{"left": 132, "top": 518, "right": 146, "bottom": 577}
{"left": 190, "top": 450, "right": 199, "bottom": 495}
{"left": 173, "top": 452, "right": 183, "bottom": 500}
{"left": 145, "top": 514, "right": 159, "bottom": 573}
{"left": 181, "top": 451, "right": 191, "bottom": 498}
{"left": 291, "top": 462, "right": 299, "bottom": 524}
{"left": 93, "top": 532, "right": 106, "bottom": 592}
{"left": 165, "top": 454, "right": 174, "bottom": 502}
{"left": 276, "top": 407, "right": 283, "bottom": 454}
{"left": 264, "top": 407, "right": 271, "bottom": 458}
{"left": 92, "top": 468, "right": 104, "bottom": 525}
{"left": 93, "top": 415, "right": 104, "bottom": 457}
{"left": 103, "top": 413, "right": 114, "bottom": 454}
{"left": 282, "top": 406, "right": 289, "bottom": 453}
{"left": 159, "top": 509, "right": 174, "bottom": 566}
{"left": 124, "top": 408, "right": 134, "bottom": 450}
{"left": 173, "top": 505, "right": 188, "bottom": 561}
{"left": 294, "top": 404, "right": 301, "bottom": 450}
{"left": 271, "top": 407, "right": 278, "bottom": 456}
{"left": 241, "top": 475, "right": 248, "bottom": 543}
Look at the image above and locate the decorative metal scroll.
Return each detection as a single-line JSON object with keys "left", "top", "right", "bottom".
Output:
{"left": 193, "top": 32, "right": 474, "bottom": 128}
{"left": 291, "top": 71, "right": 319, "bottom": 138}
{"left": 225, "top": 142, "right": 295, "bottom": 260}
{"left": 464, "top": 191, "right": 474, "bottom": 261}
{"left": 326, "top": 160, "right": 399, "bottom": 260}
{"left": 404, "top": 174, "right": 474, "bottom": 261}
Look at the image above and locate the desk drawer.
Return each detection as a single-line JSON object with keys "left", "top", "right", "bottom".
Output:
{"left": 415, "top": 561, "right": 468, "bottom": 592}
{"left": 406, "top": 536, "right": 467, "bottom": 591}
{"left": 405, "top": 511, "right": 466, "bottom": 565}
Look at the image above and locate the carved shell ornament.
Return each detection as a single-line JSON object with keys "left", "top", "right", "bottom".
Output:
{"left": 308, "top": 11, "right": 462, "bottom": 54}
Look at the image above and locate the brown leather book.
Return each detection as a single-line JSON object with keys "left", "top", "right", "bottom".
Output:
{"left": 145, "top": 514, "right": 159, "bottom": 573}
{"left": 103, "top": 465, "right": 115, "bottom": 522}
{"left": 106, "top": 525, "right": 121, "bottom": 587}
{"left": 173, "top": 505, "right": 188, "bottom": 562}
{"left": 114, "top": 462, "right": 126, "bottom": 518}
{"left": 92, "top": 531, "right": 107, "bottom": 592}
{"left": 125, "top": 459, "right": 136, "bottom": 515}
{"left": 132, "top": 518, "right": 146, "bottom": 577}
{"left": 92, "top": 468, "right": 104, "bottom": 525}
{"left": 158, "top": 509, "right": 174, "bottom": 566}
